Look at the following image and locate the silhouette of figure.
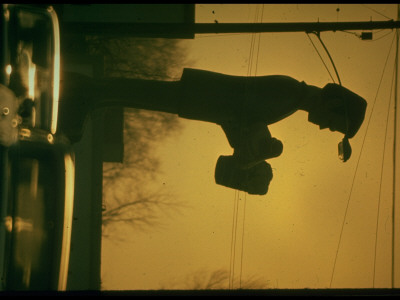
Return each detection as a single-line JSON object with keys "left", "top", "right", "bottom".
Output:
{"left": 58, "top": 68, "right": 367, "bottom": 195}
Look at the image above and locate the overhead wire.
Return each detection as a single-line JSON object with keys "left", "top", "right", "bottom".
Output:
{"left": 312, "top": 32, "right": 342, "bottom": 85}
{"left": 239, "top": 191, "right": 248, "bottom": 289}
{"left": 229, "top": 190, "right": 240, "bottom": 289}
{"left": 391, "top": 23, "right": 399, "bottom": 289}
{"left": 228, "top": 4, "right": 264, "bottom": 289}
{"left": 307, "top": 13, "right": 397, "bottom": 287}
{"left": 372, "top": 55, "right": 396, "bottom": 288}
{"left": 361, "top": 4, "right": 393, "bottom": 20}
{"left": 339, "top": 29, "right": 394, "bottom": 43}
{"left": 369, "top": 31, "right": 396, "bottom": 42}
{"left": 329, "top": 32, "right": 397, "bottom": 288}
{"left": 306, "top": 33, "right": 337, "bottom": 84}
{"left": 239, "top": 7, "right": 264, "bottom": 288}
{"left": 229, "top": 5, "right": 257, "bottom": 289}
{"left": 226, "top": 5, "right": 396, "bottom": 289}
{"left": 319, "top": 15, "right": 396, "bottom": 283}
{"left": 228, "top": 5, "right": 260, "bottom": 286}
{"left": 307, "top": 8, "right": 397, "bottom": 287}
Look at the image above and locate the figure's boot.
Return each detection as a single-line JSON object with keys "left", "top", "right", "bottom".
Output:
{"left": 222, "top": 122, "right": 283, "bottom": 169}
{"left": 214, "top": 155, "right": 273, "bottom": 195}
{"left": 58, "top": 72, "right": 181, "bottom": 143}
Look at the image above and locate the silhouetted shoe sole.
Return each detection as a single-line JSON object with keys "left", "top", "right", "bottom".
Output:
{"left": 215, "top": 155, "right": 273, "bottom": 195}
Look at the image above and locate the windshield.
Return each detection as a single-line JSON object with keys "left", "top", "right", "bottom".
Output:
{"left": 97, "top": 4, "right": 399, "bottom": 292}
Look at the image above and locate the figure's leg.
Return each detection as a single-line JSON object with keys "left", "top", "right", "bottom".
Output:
{"left": 58, "top": 72, "right": 181, "bottom": 142}
{"left": 89, "top": 77, "right": 181, "bottom": 114}
{"left": 177, "top": 68, "right": 308, "bottom": 125}
{"left": 57, "top": 70, "right": 284, "bottom": 195}
{"left": 58, "top": 69, "right": 312, "bottom": 142}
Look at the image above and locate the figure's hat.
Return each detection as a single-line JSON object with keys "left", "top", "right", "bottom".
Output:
{"left": 321, "top": 83, "right": 367, "bottom": 139}
{"left": 322, "top": 83, "right": 367, "bottom": 162}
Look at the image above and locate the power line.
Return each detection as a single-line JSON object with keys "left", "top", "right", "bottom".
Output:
{"left": 370, "top": 31, "right": 397, "bottom": 42}
{"left": 229, "top": 190, "right": 239, "bottom": 289}
{"left": 239, "top": 193, "right": 247, "bottom": 289}
{"left": 306, "top": 33, "right": 337, "bottom": 84}
{"left": 229, "top": 7, "right": 259, "bottom": 288}
{"left": 228, "top": 4, "right": 265, "bottom": 289}
{"left": 392, "top": 19, "right": 399, "bottom": 289}
{"left": 253, "top": 6, "right": 264, "bottom": 78}
{"left": 313, "top": 32, "right": 342, "bottom": 85}
{"left": 339, "top": 29, "right": 394, "bottom": 43}
{"left": 240, "top": 4, "right": 264, "bottom": 289}
{"left": 373, "top": 58, "right": 396, "bottom": 288}
{"left": 361, "top": 4, "right": 393, "bottom": 21}
{"left": 329, "top": 32, "right": 397, "bottom": 288}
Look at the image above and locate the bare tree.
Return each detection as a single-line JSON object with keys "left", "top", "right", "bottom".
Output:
{"left": 84, "top": 36, "right": 190, "bottom": 237}
{"left": 161, "top": 268, "right": 270, "bottom": 290}
{"left": 86, "top": 36, "right": 189, "bottom": 81}
{"left": 101, "top": 188, "right": 186, "bottom": 239}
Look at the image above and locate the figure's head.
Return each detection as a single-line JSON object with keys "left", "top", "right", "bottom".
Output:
{"left": 308, "top": 83, "right": 367, "bottom": 139}
{"left": 0, "top": 84, "right": 19, "bottom": 147}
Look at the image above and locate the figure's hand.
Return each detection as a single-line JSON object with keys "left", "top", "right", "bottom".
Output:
{"left": 0, "top": 84, "right": 19, "bottom": 147}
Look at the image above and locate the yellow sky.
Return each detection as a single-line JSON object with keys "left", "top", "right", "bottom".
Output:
{"left": 101, "top": 4, "right": 399, "bottom": 290}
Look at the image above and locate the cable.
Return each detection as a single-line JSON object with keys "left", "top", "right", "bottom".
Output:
{"left": 312, "top": 32, "right": 342, "bottom": 85}
{"left": 329, "top": 32, "right": 396, "bottom": 288}
{"left": 308, "top": 32, "right": 352, "bottom": 149}
{"left": 339, "top": 30, "right": 361, "bottom": 38}
{"left": 370, "top": 31, "right": 396, "bottom": 42}
{"left": 339, "top": 29, "right": 394, "bottom": 43}
{"left": 361, "top": 4, "right": 393, "bottom": 21}
{"left": 391, "top": 26, "right": 399, "bottom": 289}
{"left": 239, "top": 193, "right": 247, "bottom": 288}
{"left": 242, "top": 4, "right": 264, "bottom": 289}
{"left": 306, "top": 33, "right": 337, "bottom": 84}
{"left": 306, "top": 27, "right": 393, "bottom": 288}
{"left": 372, "top": 59, "right": 396, "bottom": 288}
{"left": 228, "top": 4, "right": 265, "bottom": 289}
{"left": 232, "top": 191, "right": 241, "bottom": 288}
{"left": 254, "top": 6, "right": 264, "bottom": 77}
{"left": 229, "top": 190, "right": 238, "bottom": 289}
{"left": 229, "top": 6, "right": 259, "bottom": 289}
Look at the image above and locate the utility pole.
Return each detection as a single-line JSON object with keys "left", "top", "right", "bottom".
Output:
{"left": 193, "top": 20, "right": 400, "bottom": 34}
{"left": 392, "top": 4, "right": 400, "bottom": 290}
{"left": 62, "top": 20, "right": 400, "bottom": 38}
